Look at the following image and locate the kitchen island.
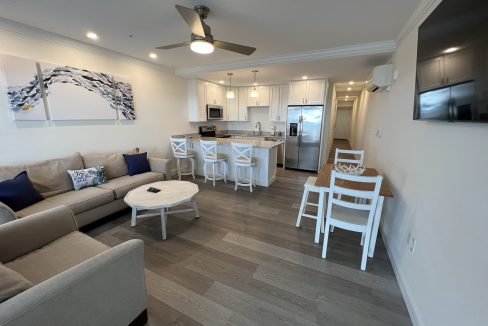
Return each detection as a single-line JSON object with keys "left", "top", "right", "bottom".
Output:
{"left": 189, "top": 137, "right": 284, "bottom": 187}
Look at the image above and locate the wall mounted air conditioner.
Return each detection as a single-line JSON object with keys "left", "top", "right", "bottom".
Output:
{"left": 366, "top": 64, "right": 394, "bottom": 92}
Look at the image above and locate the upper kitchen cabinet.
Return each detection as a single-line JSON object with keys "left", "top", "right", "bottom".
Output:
{"left": 188, "top": 79, "right": 207, "bottom": 122}
{"left": 417, "top": 49, "right": 474, "bottom": 92}
{"left": 269, "top": 85, "right": 288, "bottom": 122}
{"left": 288, "top": 80, "right": 326, "bottom": 105}
{"left": 206, "top": 82, "right": 224, "bottom": 106}
{"left": 225, "top": 87, "right": 239, "bottom": 121}
{"left": 247, "top": 86, "right": 270, "bottom": 107}
{"left": 238, "top": 88, "right": 249, "bottom": 121}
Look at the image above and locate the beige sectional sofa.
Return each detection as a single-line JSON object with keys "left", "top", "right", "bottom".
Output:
{"left": 0, "top": 148, "right": 170, "bottom": 227}
{"left": 0, "top": 205, "right": 147, "bottom": 325}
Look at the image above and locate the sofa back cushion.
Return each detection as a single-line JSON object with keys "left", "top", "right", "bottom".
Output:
{"left": 0, "top": 172, "right": 43, "bottom": 212}
{"left": 82, "top": 148, "right": 139, "bottom": 179}
{"left": 0, "top": 165, "right": 26, "bottom": 182}
{"left": 0, "top": 263, "right": 32, "bottom": 303}
{"left": 25, "top": 153, "right": 84, "bottom": 198}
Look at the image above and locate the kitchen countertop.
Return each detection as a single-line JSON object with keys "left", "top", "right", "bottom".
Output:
{"left": 193, "top": 137, "right": 284, "bottom": 149}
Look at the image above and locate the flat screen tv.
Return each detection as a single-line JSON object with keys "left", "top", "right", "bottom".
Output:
{"left": 413, "top": 0, "right": 488, "bottom": 122}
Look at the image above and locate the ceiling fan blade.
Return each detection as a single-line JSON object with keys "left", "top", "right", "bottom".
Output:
{"left": 156, "top": 41, "right": 190, "bottom": 50}
{"left": 213, "top": 40, "right": 256, "bottom": 56}
{"left": 175, "top": 5, "right": 206, "bottom": 38}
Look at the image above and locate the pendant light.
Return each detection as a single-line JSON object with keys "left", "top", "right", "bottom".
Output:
{"left": 250, "top": 70, "right": 259, "bottom": 98}
{"left": 226, "top": 73, "right": 235, "bottom": 99}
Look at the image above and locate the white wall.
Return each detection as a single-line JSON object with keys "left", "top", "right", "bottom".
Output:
{"left": 0, "top": 22, "right": 188, "bottom": 165}
{"left": 353, "top": 10, "right": 488, "bottom": 326}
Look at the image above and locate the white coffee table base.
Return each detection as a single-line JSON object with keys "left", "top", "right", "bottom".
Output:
{"left": 124, "top": 181, "right": 200, "bottom": 240}
{"left": 130, "top": 198, "right": 199, "bottom": 240}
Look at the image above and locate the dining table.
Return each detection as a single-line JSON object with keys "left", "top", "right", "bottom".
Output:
{"left": 314, "top": 163, "right": 394, "bottom": 258}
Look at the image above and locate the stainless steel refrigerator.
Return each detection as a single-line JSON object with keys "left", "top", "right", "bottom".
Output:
{"left": 285, "top": 106, "right": 324, "bottom": 171}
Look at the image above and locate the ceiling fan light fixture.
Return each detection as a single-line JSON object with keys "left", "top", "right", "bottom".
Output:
{"left": 190, "top": 40, "right": 214, "bottom": 54}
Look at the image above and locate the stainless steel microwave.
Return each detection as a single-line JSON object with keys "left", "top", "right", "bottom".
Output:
{"left": 207, "top": 105, "right": 223, "bottom": 120}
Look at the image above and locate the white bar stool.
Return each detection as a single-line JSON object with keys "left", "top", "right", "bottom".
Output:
{"left": 170, "top": 137, "right": 195, "bottom": 180}
{"left": 231, "top": 143, "right": 256, "bottom": 192}
{"left": 200, "top": 140, "right": 227, "bottom": 187}
{"left": 296, "top": 176, "right": 324, "bottom": 238}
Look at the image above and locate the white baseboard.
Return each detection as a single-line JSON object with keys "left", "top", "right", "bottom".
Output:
{"left": 380, "top": 225, "right": 424, "bottom": 326}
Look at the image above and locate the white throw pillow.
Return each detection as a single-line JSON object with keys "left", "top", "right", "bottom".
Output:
{"left": 68, "top": 165, "right": 107, "bottom": 191}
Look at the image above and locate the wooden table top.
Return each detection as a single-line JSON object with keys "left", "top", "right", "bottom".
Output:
{"left": 315, "top": 164, "right": 394, "bottom": 198}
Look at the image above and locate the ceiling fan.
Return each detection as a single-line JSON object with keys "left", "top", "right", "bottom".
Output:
{"left": 156, "top": 5, "right": 256, "bottom": 55}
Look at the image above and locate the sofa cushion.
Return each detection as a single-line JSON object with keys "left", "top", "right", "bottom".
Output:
{"left": 16, "top": 187, "right": 114, "bottom": 217}
{"left": 97, "top": 172, "right": 164, "bottom": 199}
{"left": 123, "top": 152, "right": 151, "bottom": 176}
{"left": 0, "top": 263, "right": 33, "bottom": 303}
{"left": 0, "top": 171, "right": 43, "bottom": 211}
{"left": 0, "top": 165, "right": 26, "bottom": 182}
{"left": 82, "top": 148, "right": 139, "bottom": 180}
{"left": 6, "top": 231, "right": 109, "bottom": 284}
{"left": 25, "top": 153, "right": 84, "bottom": 198}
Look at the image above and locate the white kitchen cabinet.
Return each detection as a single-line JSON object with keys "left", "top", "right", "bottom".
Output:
{"left": 269, "top": 85, "right": 281, "bottom": 122}
{"left": 247, "top": 86, "right": 270, "bottom": 107}
{"left": 306, "top": 80, "right": 326, "bottom": 105}
{"left": 288, "top": 81, "right": 307, "bottom": 105}
{"left": 188, "top": 79, "right": 207, "bottom": 122}
{"left": 225, "top": 87, "right": 239, "bottom": 121}
{"left": 205, "top": 82, "right": 224, "bottom": 106}
{"left": 288, "top": 80, "right": 325, "bottom": 105}
{"left": 238, "top": 87, "right": 248, "bottom": 121}
{"left": 279, "top": 84, "right": 288, "bottom": 121}
{"left": 418, "top": 49, "right": 474, "bottom": 92}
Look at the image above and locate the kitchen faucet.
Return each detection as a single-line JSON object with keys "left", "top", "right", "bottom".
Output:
{"left": 255, "top": 121, "right": 262, "bottom": 135}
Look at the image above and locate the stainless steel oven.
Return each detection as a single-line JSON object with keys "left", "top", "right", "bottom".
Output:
{"left": 207, "top": 105, "right": 224, "bottom": 120}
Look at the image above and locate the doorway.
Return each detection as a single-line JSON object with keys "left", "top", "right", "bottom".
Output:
{"left": 334, "top": 107, "right": 353, "bottom": 140}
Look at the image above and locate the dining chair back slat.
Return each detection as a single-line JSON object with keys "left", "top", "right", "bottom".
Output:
{"left": 200, "top": 140, "right": 218, "bottom": 162}
{"left": 334, "top": 149, "right": 365, "bottom": 165}
{"left": 170, "top": 138, "right": 189, "bottom": 158}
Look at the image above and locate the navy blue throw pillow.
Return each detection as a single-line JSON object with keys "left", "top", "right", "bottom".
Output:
{"left": 0, "top": 171, "right": 43, "bottom": 211}
{"left": 123, "top": 152, "right": 151, "bottom": 176}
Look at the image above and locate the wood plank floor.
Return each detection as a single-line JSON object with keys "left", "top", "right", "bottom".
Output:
{"left": 85, "top": 147, "right": 410, "bottom": 326}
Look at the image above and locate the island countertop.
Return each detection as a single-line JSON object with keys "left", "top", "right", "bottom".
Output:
{"left": 192, "top": 137, "right": 284, "bottom": 149}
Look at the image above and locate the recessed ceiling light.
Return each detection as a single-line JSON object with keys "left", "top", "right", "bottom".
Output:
{"left": 302, "top": 75, "right": 308, "bottom": 80}
{"left": 348, "top": 81, "right": 354, "bottom": 85}
{"left": 443, "top": 47, "right": 460, "bottom": 54}
{"left": 219, "top": 80, "right": 224, "bottom": 84}
{"left": 149, "top": 52, "right": 157, "bottom": 59}
{"left": 347, "top": 87, "right": 352, "bottom": 91}
{"left": 253, "top": 82, "right": 258, "bottom": 86}
{"left": 345, "top": 95, "right": 349, "bottom": 98}
{"left": 86, "top": 32, "right": 98, "bottom": 40}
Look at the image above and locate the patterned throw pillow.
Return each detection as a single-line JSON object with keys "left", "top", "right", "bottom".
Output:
{"left": 68, "top": 165, "right": 107, "bottom": 191}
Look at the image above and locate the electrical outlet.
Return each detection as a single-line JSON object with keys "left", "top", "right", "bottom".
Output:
{"left": 407, "top": 232, "right": 416, "bottom": 254}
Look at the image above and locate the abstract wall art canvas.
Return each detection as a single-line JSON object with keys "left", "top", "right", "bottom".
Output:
{"left": 1, "top": 54, "right": 135, "bottom": 121}
{"left": 0, "top": 55, "right": 48, "bottom": 121}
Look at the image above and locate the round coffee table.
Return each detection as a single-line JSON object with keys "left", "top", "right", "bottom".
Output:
{"left": 124, "top": 181, "right": 199, "bottom": 240}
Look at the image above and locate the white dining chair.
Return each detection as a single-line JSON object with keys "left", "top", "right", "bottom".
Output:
{"left": 200, "top": 140, "right": 227, "bottom": 187}
{"left": 296, "top": 176, "right": 323, "bottom": 236}
{"left": 170, "top": 137, "right": 195, "bottom": 181}
{"left": 231, "top": 143, "right": 256, "bottom": 192}
{"left": 321, "top": 170, "right": 382, "bottom": 271}
{"left": 334, "top": 148, "right": 365, "bottom": 165}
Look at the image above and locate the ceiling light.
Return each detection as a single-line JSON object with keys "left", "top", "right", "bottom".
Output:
{"left": 226, "top": 73, "right": 235, "bottom": 99}
{"left": 253, "top": 82, "right": 258, "bottom": 86}
{"left": 302, "top": 75, "right": 308, "bottom": 80}
{"left": 443, "top": 47, "right": 460, "bottom": 54}
{"left": 86, "top": 32, "right": 98, "bottom": 40}
{"left": 219, "top": 80, "right": 224, "bottom": 84}
{"left": 347, "top": 87, "right": 352, "bottom": 91}
{"left": 190, "top": 40, "right": 214, "bottom": 54}
{"left": 349, "top": 81, "right": 354, "bottom": 85}
{"left": 149, "top": 52, "right": 157, "bottom": 59}
{"left": 251, "top": 70, "right": 259, "bottom": 98}
{"left": 345, "top": 95, "right": 349, "bottom": 98}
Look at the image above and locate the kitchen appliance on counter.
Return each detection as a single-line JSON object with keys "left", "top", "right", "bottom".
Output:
{"left": 199, "top": 125, "right": 232, "bottom": 138}
{"left": 207, "top": 105, "right": 224, "bottom": 120}
{"left": 285, "top": 106, "right": 324, "bottom": 172}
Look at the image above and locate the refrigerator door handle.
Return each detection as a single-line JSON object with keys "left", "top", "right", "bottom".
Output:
{"left": 298, "top": 115, "right": 302, "bottom": 148}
